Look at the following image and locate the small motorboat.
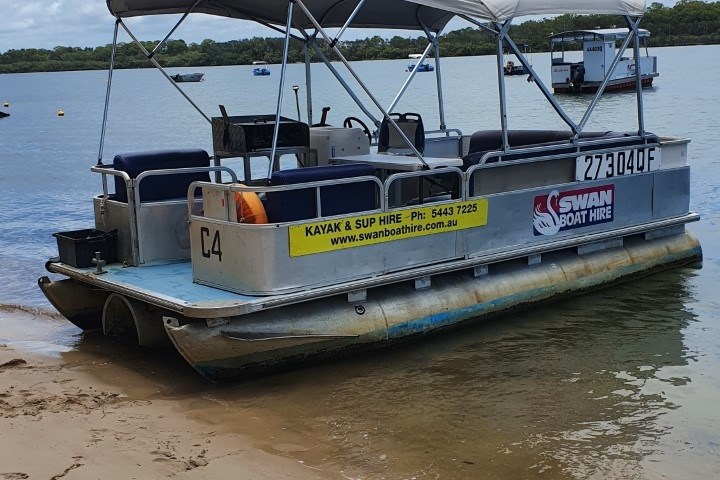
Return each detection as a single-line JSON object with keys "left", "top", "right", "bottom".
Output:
{"left": 406, "top": 54, "right": 434, "bottom": 72}
{"left": 0, "top": 111, "right": 9, "bottom": 118}
{"left": 252, "top": 61, "right": 271, "bottom": 76}
{"left": 171, "top": 72, "right": 205, "bottom": 82}
{"left": 550, "top": 29, "right": 658, "bottom": 93}
{"left": 503, "top": 44, "right": 532, "bottom": 76}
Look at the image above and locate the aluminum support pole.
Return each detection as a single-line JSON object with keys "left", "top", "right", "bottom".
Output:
{"left": 503, "top": 34, "right": 578, "bottom": 134}
{"left": 420, "top": 19, "right": 447, "bottom": 132}
{"left": 461, "top": 14, "right": 578, "bottom": 135}
{"left": 576, "top": 19, "right": 640, "bottom": 134}
{"left": 387, "top": 40, "right": 434, "bottom": 114}
{"left": 627, "top": 16, "right": 646, "bottom": 137}
{"left": 304, "top": 42, "right": 313, "bottom": 126}
{"left": 149, "top": 0, "right": 204, "bottom": 57}
{"left": 495, "top": 22, "right": 510, "bottom": 152}
{"left": 98, "top": 19, "right": 119, "bottom": 165}
{"left": 331, "top": 0, "right": 366, "bottom": 47}
{"left": 433, "top": 37, "right": 447, "bottom": 132}
{"left": 309, "top": 41, "right": 379, "bottom": 126}
{"left": 295, "top": 0, "right": 427, "bottom": 166}
{"left": 268, "top": 1, "right": 295, "bottom": 179}
{"left": 119, "top": 21, "right": 210, "bottom": 123}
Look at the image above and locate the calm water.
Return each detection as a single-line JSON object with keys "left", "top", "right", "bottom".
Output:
{"left": 1, "top": 45, "right": 719, "bottom": 478}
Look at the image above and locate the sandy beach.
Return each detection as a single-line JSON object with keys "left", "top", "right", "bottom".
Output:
{"left": 0, "top": 308, "right": 340, "bottom": 480}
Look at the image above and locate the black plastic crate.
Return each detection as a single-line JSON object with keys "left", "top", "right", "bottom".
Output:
{"left": 53, "top": 229, "right": 118, "bottom": 268}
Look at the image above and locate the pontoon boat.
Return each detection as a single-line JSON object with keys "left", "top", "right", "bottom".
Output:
{"left": 39, "top": 0, "right": 700, "bottom": 381}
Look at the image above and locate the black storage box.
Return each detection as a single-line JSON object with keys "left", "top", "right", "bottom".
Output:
{"left": 211, "top": 115, "right": 310, "bottom": 155}
{"left": 53, "top": 229, "right": 118, "bottom": 268}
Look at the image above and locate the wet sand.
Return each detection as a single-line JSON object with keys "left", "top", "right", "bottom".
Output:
{"left": 0, "top": 309, "right": 338, "bottom": 480}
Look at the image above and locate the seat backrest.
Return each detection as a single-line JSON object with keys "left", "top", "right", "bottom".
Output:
{"left": 112, "top": 149, "right": 210, "bottom": 202}
{"left": 265, "top": 164, "right": 376, "bottom": 223}
{"left": 378, "top": 113, "right": 425, "bottom": 154}
{"left": 463, "top": 130, "right": 616, "bottom": 170}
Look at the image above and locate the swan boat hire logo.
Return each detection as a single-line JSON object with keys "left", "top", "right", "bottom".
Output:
{"left": 533, "top": 185, "right": 615, "bottom": 236}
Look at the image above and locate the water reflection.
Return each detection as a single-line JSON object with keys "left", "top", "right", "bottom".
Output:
{"left": 52, "top": 266, "right": 697, "bottom": 479}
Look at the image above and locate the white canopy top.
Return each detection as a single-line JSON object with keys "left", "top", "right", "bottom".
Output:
{"left": 403, "top": 0, "right": 647, "bottom": 21}
{"left": 107, "top": 0, "right": 646, "bottom": 30}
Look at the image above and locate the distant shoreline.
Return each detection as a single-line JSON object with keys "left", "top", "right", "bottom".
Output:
{"left": 2, "top": 2, "right": 718, "bottom": 74}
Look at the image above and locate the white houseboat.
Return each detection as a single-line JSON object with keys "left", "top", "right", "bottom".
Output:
{"left": 551, "top": 28, "right": 658, "bottom": 93}
{"left": 39, "top": 0, "right": 700, "bottom": 381}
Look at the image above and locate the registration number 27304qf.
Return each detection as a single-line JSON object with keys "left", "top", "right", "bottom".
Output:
{"left": 575, "top": 147, "right": 661, "bottom": 181}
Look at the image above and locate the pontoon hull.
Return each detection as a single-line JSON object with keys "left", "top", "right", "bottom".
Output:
{"left": 163, "top": 232, "right": 701, "bottom": 381}
{"left": 38, "top": 276, "right": 110, "bottom": 330}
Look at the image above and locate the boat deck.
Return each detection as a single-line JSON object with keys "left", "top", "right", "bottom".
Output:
{"left": 48, "top": 260, "right": 260, "bottom": 318}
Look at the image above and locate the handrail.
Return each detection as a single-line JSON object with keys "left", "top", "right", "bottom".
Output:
{"left": 91, "top": 164, "right": 237, "bottom": 203}
{"left": 473, "top": 134, "right": 659, "bottom": 166}
{"left": 188, "top": 175, "right": 385, "bottom": 221}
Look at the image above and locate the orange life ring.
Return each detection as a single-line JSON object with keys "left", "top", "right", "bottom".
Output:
{"left": 234, "top": 187, "right": 267, "bottom": 224}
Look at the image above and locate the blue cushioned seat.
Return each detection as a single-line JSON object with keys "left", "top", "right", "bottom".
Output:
{"left": 266, "top": 164, "right": 377, "bottom": 222}
{"left": 112, "top": 149, "right": 210, "bottom": 202}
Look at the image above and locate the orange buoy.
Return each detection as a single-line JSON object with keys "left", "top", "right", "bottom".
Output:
{"left": 234, "top": 189, "right": 267, "bottom": 224}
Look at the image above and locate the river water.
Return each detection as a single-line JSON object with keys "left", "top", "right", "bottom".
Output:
{"left": 1, "top": 45, "right": 719, "bottom": 478}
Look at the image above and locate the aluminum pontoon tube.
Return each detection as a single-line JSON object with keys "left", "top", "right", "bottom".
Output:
{"left": 164, "top": 232, "right": 702, "bottom": 381}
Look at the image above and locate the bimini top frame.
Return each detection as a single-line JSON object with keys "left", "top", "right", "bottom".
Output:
{"left": 98, "top": 0, "right": 651, "bottom": 171}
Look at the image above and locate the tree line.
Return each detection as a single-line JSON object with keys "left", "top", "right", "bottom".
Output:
{"left": 1, "top": 1, "right": 718, "bottom": 74}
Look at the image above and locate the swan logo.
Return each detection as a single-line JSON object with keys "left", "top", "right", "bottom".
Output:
{"left": 533, "top": 185, "right": 614, "bottom": 236}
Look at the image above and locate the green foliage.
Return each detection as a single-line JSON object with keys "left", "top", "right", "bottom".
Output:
{"left": 1, "top": 1, "right": 718, "bottom": 73}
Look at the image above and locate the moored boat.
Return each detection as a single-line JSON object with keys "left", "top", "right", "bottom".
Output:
{"left": 551, "top": 28, "right": 658, "bottom": 93}
{"left": 39, "top": 0, "right": 701, "bottom": 381}
{"left": 406, "top": 53, "right": 434, "bottom": 72}
{"left": 252, "top": 61, "right": 271, "bottom": 76}
{"left": 0, "top": 111, "right": 9, "bottom": 118}
{"left": 171, "top": 72, "right": 205, "bottom": 82}
{"left": 503, "top": 44, "right": 532, "bottom": 76}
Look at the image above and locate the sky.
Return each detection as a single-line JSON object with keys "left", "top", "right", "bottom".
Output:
{"left": 0, "top": 0, "right": 677, "bottom": 53}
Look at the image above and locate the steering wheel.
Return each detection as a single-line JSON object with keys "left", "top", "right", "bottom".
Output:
{"left": 343, "top": 116, "right": 372, "bottom": 144}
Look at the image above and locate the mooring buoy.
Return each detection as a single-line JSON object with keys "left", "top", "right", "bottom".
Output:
{"left": 2, "top": 101, "right": 8, "bottom": 107}
{"left": 57, "top": 109, "right": 65, "bottom": 117}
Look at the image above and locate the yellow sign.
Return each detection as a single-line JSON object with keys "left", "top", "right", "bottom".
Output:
{"left": 289, "top": 199, "right": 488, "bottom": 257}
